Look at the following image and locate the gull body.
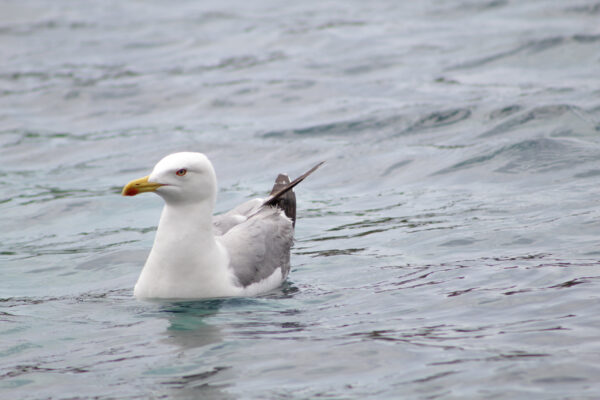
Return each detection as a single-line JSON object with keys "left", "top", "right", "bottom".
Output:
{"left": 122, "top": 152, "right": 321, "bottom": 300}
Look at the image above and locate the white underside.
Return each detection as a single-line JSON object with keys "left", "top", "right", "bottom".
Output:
{"left": 134, "top": 264, "right": 284, "bottom": 300}
{"left": 133, "top": 232, "right": 286, "bottom": 300}
{"left": 238, "top": 267, "right": 284, "bottom": 297}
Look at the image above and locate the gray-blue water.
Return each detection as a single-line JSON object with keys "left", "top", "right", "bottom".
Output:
{"left": 1, "top": 1, "right": 600, "bottom": 399}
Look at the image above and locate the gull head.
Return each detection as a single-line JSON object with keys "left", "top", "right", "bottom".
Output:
{"left": 122, "top": 152, "right": 217, "bottom": 205}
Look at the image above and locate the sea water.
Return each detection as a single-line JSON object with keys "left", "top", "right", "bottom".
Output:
{"left": 1, "top": 1, "right": 600, "bottom": 399}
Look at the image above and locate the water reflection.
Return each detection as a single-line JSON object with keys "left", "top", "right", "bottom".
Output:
{"left": 144, "top": 300, "right": 233, "bottom": 399}
{"left": 157, "top": 300, "right": 225, "bottom": 350}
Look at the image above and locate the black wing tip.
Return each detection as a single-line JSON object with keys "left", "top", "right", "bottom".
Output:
{"left": 306, "top": 161, "right": 325, "bottom": 175}
{"left": 263, "top": 161, "right": 324, "bottom": 207}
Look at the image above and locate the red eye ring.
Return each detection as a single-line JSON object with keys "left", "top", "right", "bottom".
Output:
{"left": 176, "top": 168, "right": 187, "bottom": 176}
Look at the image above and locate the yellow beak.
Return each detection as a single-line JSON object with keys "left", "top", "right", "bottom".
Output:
{"left": 122, "top": 175, "right": 163, "bottom": 196}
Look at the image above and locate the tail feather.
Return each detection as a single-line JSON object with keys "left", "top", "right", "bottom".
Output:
{"left": 268, "top": 174, "right": 296, "bottom": 226}
{"left": 262, "top": 161, "right": 324, "bottom": 227}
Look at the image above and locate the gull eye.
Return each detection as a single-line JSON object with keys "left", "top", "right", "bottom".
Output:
{"left": 175, "top": 168, "right": 187, "bottom": 176}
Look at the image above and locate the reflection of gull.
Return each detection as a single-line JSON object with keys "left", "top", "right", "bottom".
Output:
{"left": 160, "top": 301, "right": 224, "bottom": 350}
{"left": 122, "top": 152, "right": 322, "bottom": 300}
{"left": 155, "top": 301, "right": 234, "bottom": 400}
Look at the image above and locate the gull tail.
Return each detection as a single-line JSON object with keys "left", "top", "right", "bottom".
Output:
{"left": 263, "top": 161, "right": 325, "bottom": 227}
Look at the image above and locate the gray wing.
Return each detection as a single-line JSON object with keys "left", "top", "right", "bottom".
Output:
{"left": 218, "top": 207, "right": 294, "bottom": 288}
{"left": 213, "top": 198, "right": 263, "bottom": 236}
{"left": 215, "top": 161, "right": 322, "bottom": 287}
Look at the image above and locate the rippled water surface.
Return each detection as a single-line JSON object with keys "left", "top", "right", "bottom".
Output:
{"left": 2, "top": 1, "right": 600, "bottom": 399}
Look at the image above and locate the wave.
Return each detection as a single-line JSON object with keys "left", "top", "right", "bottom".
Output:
{"left": 448, "top": 34, "right": 600, "bottom": 71}
{"left": 434, "top": 137, "right": 597, "bottom": 176}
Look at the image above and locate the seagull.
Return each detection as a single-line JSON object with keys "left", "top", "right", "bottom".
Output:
{"left": 121, "top": 152, "right": 323, "bottom": 300}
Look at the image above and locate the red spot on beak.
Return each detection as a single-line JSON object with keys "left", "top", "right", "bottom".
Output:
{"left": 125, "top": 188, "right": 139, "bottom": 196}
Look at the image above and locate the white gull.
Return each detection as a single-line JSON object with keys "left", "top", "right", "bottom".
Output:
{"left": 121, "top": 152, "right": 322, "bottom": 300}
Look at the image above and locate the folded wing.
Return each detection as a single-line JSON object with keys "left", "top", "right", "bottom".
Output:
{"left": 219, "top": 207, "right": 293, "bottom": 287}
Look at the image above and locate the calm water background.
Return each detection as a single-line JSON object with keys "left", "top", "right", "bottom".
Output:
{"left": 1, "top": 1, "right": 600, "bottom": 399}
